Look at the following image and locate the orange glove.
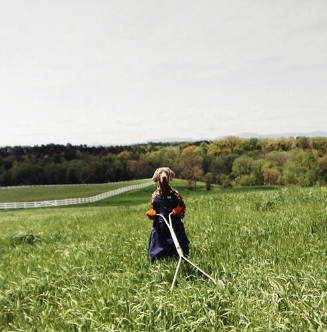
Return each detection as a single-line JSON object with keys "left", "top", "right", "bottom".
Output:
{"left": 146, "top": 209, "right": 156, "bottom": 220}
{"left": 172, "top": 206, "right": 183, "bottom": 217}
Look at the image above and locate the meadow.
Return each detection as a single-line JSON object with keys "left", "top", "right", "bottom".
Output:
{"left": 0, "top": 180, "right": 327, "bottom": 331}
{"left": 0, "top": 179, "right": 149, "bottom": 203}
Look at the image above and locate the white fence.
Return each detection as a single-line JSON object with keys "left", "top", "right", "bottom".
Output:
{"left": 0, "top": 180, "right": 144, "bottom": 190}
{"left": 0, "top": 182, "right": 153, "bottom": 210}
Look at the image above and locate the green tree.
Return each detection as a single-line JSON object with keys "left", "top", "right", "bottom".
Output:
{"left": 295, "top": 136, "right": 310, "bottom": 150}
{"left": 251, "top": 159, "right": 265, "bottom": 185}
{"left": 232, "top": 155, "right": 253, "bottom": 177}
{"left": 0, "top": 166, "right": 11, "bottom": 186}
{"left": 311, "top": 137, "right": 327, "bottom": 154}
{"left": 318, "top": 156, "right": 327, "bottom": 184}
{"left": 239, "top": 174, "right": 256, "bottom": 186}
{"left": 219, "top": 174, "right": 232, "bottom": 189}
{"left": 44, "top": 163, "right": 67, "bottom": 184}
{"left": 10, "top": 163, "right": 45, "bottom": 185}
{"left": 263, "top": 168, "right": 280, "bottom": 185}
{"left": 180, "top": 156, "right": 204, "bottom": 190}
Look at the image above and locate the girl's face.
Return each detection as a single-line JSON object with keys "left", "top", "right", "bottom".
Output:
{"left": 152, "top": 167, "right": 175, "bottom": 184}
{"left": 159, "top": 169, "right": 169, "bottom": 186}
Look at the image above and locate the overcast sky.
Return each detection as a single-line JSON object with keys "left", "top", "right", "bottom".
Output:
{"left": 0, "top": 0, "right": 326, "bottom": 146}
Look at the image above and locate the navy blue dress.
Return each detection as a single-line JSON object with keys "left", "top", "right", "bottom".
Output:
{"left": 148, "top": 187, "right": 189, "bottom": 262}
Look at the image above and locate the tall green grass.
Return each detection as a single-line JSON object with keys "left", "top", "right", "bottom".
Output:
{"left": 0, "top": 181, "right": 326, "bottom": 330}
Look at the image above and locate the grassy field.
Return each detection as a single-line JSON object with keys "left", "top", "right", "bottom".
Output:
{"left": 0, "top": 179, "right": 150, "bottom": 203}
{"left": 0, "top": 180, "right": 327, "bottom": 331}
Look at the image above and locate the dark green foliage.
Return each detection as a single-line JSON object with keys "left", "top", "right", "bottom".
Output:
{"left": 1, "top": 136, "right": 327, "bottom": 187}
{"left": 10, "top": 231, "right": 42, "bottom": 246}
{"left": 204, "top": 172, "right": 214, "bottom": 190}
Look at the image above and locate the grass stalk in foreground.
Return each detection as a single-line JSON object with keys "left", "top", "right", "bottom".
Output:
{"left": 0, "top": 181, "right": 326, "bottom": 330}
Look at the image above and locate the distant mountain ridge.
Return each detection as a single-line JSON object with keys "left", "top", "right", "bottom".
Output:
{"left": 232, "top": 131, "right": 327, "bottom": 139}
{"left": 146, "top": 131, "right": 327, "bottom": 144}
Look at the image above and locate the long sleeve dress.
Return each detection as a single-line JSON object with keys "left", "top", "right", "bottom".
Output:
{"left": 148, "top": 185, "right": 189, "bottom": 262}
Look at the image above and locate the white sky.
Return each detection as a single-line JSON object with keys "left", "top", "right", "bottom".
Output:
{"left": 0, "top": 0, "right": 326, "bottom": 146}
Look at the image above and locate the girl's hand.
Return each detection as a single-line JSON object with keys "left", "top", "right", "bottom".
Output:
{"left": 172, "top": 206, "right": 183, "bottom": 217}
{"left": 146, "top": 209, "right": 156, "bottom": 220}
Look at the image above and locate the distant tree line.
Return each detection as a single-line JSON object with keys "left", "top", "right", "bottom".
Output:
{"left": 1, "top": 137, "right": 327, "bottom": 188}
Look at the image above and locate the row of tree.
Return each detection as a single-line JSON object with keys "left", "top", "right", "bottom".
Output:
{"left": 1, "top": 136, "right": 327, "bottom": 188}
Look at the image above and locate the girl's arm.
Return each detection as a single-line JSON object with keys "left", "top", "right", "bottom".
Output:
{"left": 173, "top": 189, "right": 186, "bottom": 219}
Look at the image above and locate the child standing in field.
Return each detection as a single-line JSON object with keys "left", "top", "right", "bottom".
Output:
{"left": 146, "top": 167, "right": 189, "bottom": 262}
